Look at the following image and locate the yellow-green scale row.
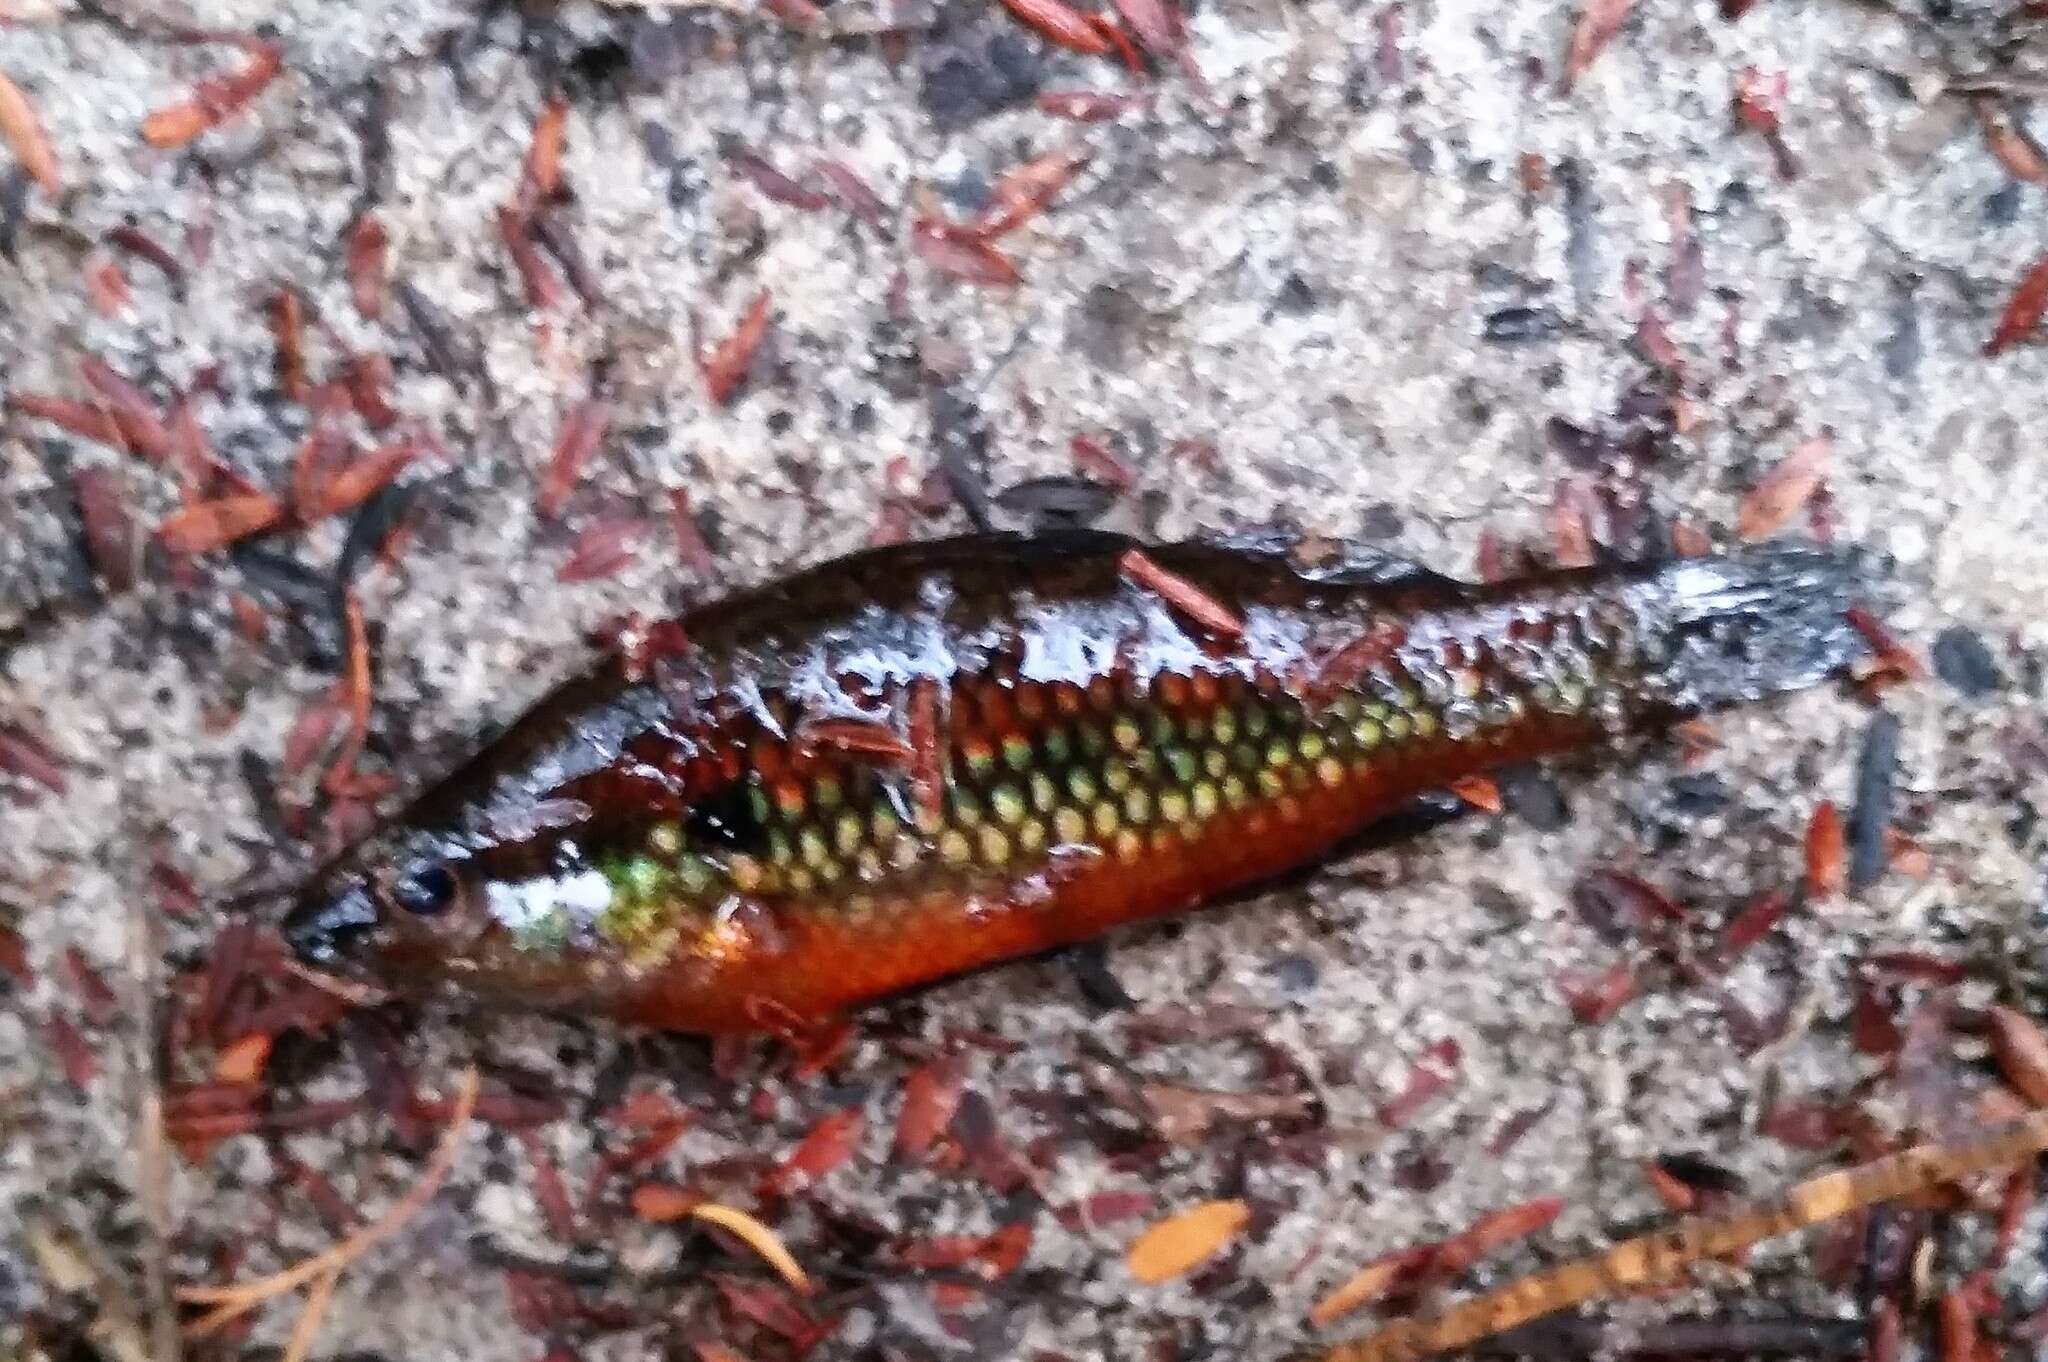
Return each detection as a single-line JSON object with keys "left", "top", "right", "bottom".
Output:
{"left": 587, "top": 650, "right": 1615, "bottom": 954}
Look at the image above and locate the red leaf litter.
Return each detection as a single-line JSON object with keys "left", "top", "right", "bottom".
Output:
{"left": 895, "top": 1057, "right": 967, "bottom": 1160}
{"left": 1117, "top": 547, "right": 1245, "bottom": 641}
{"left": 1563, "top": 0, "right": 1638, "bottom": 89}
{"left": 1987, "top": 254, "right": 2048, "bottom": 354}
{"left": 141, "top": 36, "right": 283, "bottom": 148}
{"left": 910, "top": 219, "right": 1021, "bottom": 288}
{"left": 811, "top": 158, "right": 887, "bottom": 224}
{"left": 700, "top": 290, "right": 773, "bottom": 407}
{"left": 1376, "top": 1037, "right": 1462, "bottom": 1129}
{"left": 559, "top": 516, "right": 651, "bottom": 584}
{"left": 0, "top": 721, "right": 67, "bottom": 794}
{"left": 537, "top": 398, "right": 613, "bottom": 519}
{"left": 998, "top": 0, "right": 1116, "bottom": 55}
{"left": 1561, "top": 956, "right": 1639, "bottom": 1024}
{"left": 775, "top": 1107, "right": 866, "bottom": 1194}
{"left": 1805, "top": 800, "right": 1846, "bottom": 899}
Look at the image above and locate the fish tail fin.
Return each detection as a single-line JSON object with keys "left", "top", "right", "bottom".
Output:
{"left": 1631, "top": 543, "right": 1870, "bottom": 712}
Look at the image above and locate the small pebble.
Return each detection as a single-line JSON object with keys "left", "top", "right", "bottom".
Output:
{"left": 1930, "top": 626, "right": 2003, "bottom": 697}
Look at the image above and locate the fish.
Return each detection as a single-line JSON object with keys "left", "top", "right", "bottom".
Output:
{"left": 282, "top": 528, "right": 1866, "bottom": 1033}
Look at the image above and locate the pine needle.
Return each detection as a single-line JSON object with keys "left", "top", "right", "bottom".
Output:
{"left": 177, "top": 1066, "right": 479, "bottom": 1338}
{"left": 1316, "top": 1107, "right": 2048, "bottom": 1362}
{"left": 689, "top": 1202, "right": 814, "bottom": 1294}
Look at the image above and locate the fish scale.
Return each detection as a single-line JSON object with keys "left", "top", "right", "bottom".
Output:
{"left": 283, "top": 529, "right": 1863, "bottom": 1033}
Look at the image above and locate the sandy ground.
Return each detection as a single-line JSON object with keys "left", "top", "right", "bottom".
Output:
{"left": 3, "top": 0, "right": 2048, "bottom": 1359}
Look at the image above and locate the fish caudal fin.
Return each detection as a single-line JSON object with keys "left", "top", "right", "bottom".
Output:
{"left": 1632, "top": 543, "right": 1868, "bottom": 713}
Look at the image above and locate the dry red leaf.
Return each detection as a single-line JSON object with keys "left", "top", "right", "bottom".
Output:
{"left": 762, "top": 0, "right": 824, "bottom": 28}
{"left": 911, "top": 219, "right": 1021, "bottom": 288}
{"left": 515, "top": 1128, "right": 581, "bottom": 1241}
{"left": 1563, "top": 0, "right": 1637, "bottom": 89}
{"left": 667, "top": 488, "right": 716, "bottom": 573}
{"left": 536, "top": 398, "right": 612, "bottom": 520}
{"left": 1070, "top": 434, "right": 1135, "bottom": 489}
{"left": 213, "top": 1031, "right": 271, "bottom": 1085}
{"left": 812, "top": 158, "right": 887, "bottom": 224}
{"left": 1988, "top": 1005, "right": 2048, "bottom": 1108}
{"left": 1977, "top": 100, "right": 2048, "bottom": 184}
{"left": 710, "top": 1276, "right": 817, "bottom": 1342}
{"left": 282, "top": 698, "right": 343, "bottom": 777}
{"left": 1447, "top": 775, "right": 1502, "bottom": 813}
{"left": 305, "top": 435, "right": 417, "bottom": 521}
{"left": 346, "top": 352, "right": 399, "bottom": 430}
{"left": 9, "top": 394, "right": 123, "bottom": 447}
{"left": 1308, "top": 1246, "right": 1434, "bottom": 1326}
{"left": 84, "top": 255, "right": 131, "bottom": 317}
{"left": 1038, "top": 89, "right": 1145, "bottom": 122}
{"left": 1987, "top": 254, "right": 2048, "bottom": 355}
{"left": 972, "top": 149, "right": 1089, "bottom": 239}
{"left": 44, "top": 1011, "right": 96, "bottom": 1089}
{"left": 524, "top": 94, "right": 568, "bottom": 208}
{"left": 105, "top": 226, "right": 182, "bottom": 286}
{"left": 1732, "top": 67, "right": 1800, "bottom": 180}
{"left": 1561, "top": 957, "right": 1637, "bottom": 1024}
{"left": 272, "top": 287, "right": 309, "bottom": 401}
{"left": 157, "top": 493, "right": 285, "bottom": 554}
{"left": 0, "top": 723, "right": 66, "bottom": 794}
{"left": 1126, "top": 1199, "right": 1249, "bottom": 1284}
{"left": 141, "top": 39, "right": 283, "bottom": 148}
{"left": 1805, "top": 800, "right": 1846, "bottom": 899}
{"left": 1669, "top": 519, "right": 1714, "bottom": 556}
{"left": 346, "top": 213, "right": 389, "bottom": 320}
{"left": 700, "top": 290, "right": 772, "bottom": 407}
{"left": 79, "top": 359, "right": 173, "bottom": 463}
{"left": 1994, "top": 1165, "right": 2035, "bottom": 1265}
{"left": 1717, "top": 889, "right": 1790, "bottom": 962}
{"left": 1939, "top": 1287, "right": 1979, "bottom": 1362}
{"left": 1732, "top": 66, "right": 1784, "bottom": 134}
{"left": 0, "top": 925, "right": 30, "bottom": 986}
{"left": 166, "top": 396, "right": 231, "bottom": 498}
{"left": 1643, "top": 1161, "right": 1698, "bottom": 1212}
{"left": 1759, "top": 1099, "right": 1839, "bottom": 1149}
{"left": 998, "top": 0, "right": 1114, "bottom": 54}
{"left": 727, "top": 149, "right": 830, "bottom": 212}
{"left": 559, "top": 516, "right": 650, "bottom": 584}
{"left": 1549, "top": 478, "right": 1596, "bottom": 568}
{"left": 0, "top": 71, "right": 59, "bottom": 195}
{"left": 288, "top": 384, "right": 355, "bottom": 518}
{"left": 1377, "top": 1036, "right": 1461, "bottom": 1129}
{"left": 632, "top": 1182, "right": 706, "bottom": 1222}
{"left": 60, "top": 947, "right": 116, "bottom": 1026}
{"left": 1118, "top": 547, "right": 1245, "bottom": 640}
{"left": 498, "top": 205, "right": 565, "bottom": 310}
{"left": 71, "top": 467, "right": 135, "bottom": 592}
{"left": 1738, "top": 437, "right": 1829, "bottom": 540}
{"left": 777, "top": 1107, "right": 864, "bottom": 1193}
{"left": 1433, "top": 1196, "right": 1566, "bottom": 1274}
{"left": 1112, "top": 0, "right": 1188, "bottom": 62}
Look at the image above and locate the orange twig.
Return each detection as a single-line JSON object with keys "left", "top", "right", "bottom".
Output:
{"left": 1316, "top": 1108, "right": 2048, "bottom": 1362}
{"left": 177, "top": 1067, "right": 478, "bottom": 1338}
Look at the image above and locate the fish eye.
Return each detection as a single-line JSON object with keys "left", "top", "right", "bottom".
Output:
{"left": 392, "top": 862, "right": 458, "bottom": 915}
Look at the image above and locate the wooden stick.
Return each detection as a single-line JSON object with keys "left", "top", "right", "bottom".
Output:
{"left": 1314, "top": 1107, "right": 2048, "bottom": 1362}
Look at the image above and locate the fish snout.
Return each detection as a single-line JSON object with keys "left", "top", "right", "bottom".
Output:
{"left": 282, "top": 882, "right": 381, "bottom": 964}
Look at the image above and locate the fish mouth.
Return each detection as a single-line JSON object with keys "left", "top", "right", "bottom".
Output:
{"left": 281, "top": 883, "right": 381, "bottom": 964}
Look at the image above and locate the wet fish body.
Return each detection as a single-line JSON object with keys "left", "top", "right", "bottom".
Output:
{"left": 286, "top": 530, "right": 1862, "bottom": 1032}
